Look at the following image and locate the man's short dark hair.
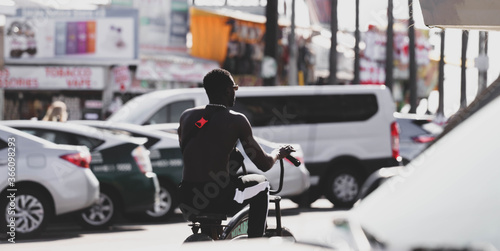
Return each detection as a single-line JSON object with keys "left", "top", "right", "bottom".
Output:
{"left": 203, "top": 68, "right": 233, "bottom": 98}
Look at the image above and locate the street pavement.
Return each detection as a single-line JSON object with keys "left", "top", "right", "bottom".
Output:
{"left": 1, "top": 198, "right": 340, "bottom": 251}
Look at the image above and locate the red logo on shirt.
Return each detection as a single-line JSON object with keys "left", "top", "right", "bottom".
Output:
{"left": 195, "top": 117, "right": 208, "bottom": 128}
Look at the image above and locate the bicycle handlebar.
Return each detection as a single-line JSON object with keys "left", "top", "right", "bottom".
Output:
{"left": 285, "top": 155, "right": 301, "bottom": 167}
{"left": 270, "top": 155, "right": 300, "bottom": 195}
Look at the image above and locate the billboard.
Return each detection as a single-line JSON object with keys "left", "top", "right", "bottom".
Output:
{"left": 138, "top": 0, "right": 189, "bottom": 54}
{"left": 3, "top": 8, "right": 139, "bottom": 63}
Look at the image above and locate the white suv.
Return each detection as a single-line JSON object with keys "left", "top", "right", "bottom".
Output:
{"left": 0, "top": 125, "right": 99, "bottom": 239}
{"left": 108, "top": 85, "right": 401, "bottom": 208}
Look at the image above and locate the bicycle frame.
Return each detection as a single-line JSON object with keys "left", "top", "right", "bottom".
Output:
{"left": 185, "top": 157, "right": 299, "bottom": 242}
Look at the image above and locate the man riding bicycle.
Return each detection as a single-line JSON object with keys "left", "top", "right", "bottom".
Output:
{"left": 178, "top": 68, "right": 294, "bottom": 238}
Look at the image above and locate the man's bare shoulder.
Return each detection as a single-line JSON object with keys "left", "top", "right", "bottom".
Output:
{"left": 185, "top": 105, "right": 205, "bottom": 113}
{"left": 227, "top": 110, "right": 252, "bottom": 130}
{"left": 229, "top": 110, "right": 248, "bottom": 120}
{"left": 180, "top": 106, "right": 204, "bottom": 117}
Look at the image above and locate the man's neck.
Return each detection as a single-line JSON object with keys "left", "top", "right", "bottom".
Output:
{"left": 207, "top": 103, "right": 227, "bottom": 109}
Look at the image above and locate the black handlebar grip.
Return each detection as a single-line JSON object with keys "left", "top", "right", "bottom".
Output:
{"left": 286, "top": 155, "right": 301, "bottom": 167}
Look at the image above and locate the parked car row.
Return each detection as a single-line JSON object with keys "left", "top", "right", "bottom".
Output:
{"left": 108, "top": 85, "right": 402, "bottom": 208}
{"left": 394, "top": 112, "right": 444, "bottom": 165}
{"left": 0, "top": 84, "right": 449, "bottom": 240}
{"left": 0, "top": 124, "right": 100, "bottom": 239}
{"left": 0, "top": 118, "right": 311, "bottom": 238}
{"left": 69, "top": 120, "right": 311, "bottom": 220}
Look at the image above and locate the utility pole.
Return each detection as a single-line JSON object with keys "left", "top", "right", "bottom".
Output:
{"left": 385, "top": 0, "right": 394, "bottom": 91}
{"left": 437, "top": 29, "right": 445, "bottom": 118}
{"left": 0, "top": 26, "right": 4, "bottom": 120}
{"left": 329, "top": 0, "right": 338, "bottom": 85}
{"left": 477, "top": 31, "right": 488, "bottom": 94}
{"left": 353, "top": 0, "right": 360, "bottom": 85}
{"left": 264, "top": 0, "right": 279, "bottom": 86}
{"left": 460, "top": 30, "right": 469, "bottom": 109}
{"left": 288, "top": 0, "right": 298, "bottom": 85}
{"left": 408, "top": 0, "right": 417, "bottom": 113}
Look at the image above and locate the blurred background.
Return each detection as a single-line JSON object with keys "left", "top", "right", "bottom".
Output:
{"left": 0, "top": 0, "right": 498, "bottom": 122}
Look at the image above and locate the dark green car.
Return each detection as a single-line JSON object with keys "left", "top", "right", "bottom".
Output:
{"left": 1, "top": 120, "right": 160, "bottom": 229}
{"left": 70, "top": 120, "right": 182, "bottom": 220}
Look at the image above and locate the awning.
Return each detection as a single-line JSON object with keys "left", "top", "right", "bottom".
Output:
{"left": 419, "top": 0, "right": 500, "bottom": 31}
{"left": 136, "top": 54, "right": 219, "bottom": 83}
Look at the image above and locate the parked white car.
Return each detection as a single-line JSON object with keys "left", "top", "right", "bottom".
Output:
{"left": 0, "top": 124, "right": 99, "bottom": 239}
{"left": 1, "top": 120, "right": 159, "bottom": 230}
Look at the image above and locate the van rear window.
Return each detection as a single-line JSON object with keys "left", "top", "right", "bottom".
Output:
{"left": 233, "top": 94, "right": 378, "bottom": 127}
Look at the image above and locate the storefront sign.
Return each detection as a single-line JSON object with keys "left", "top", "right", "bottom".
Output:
{"left": 190, "top": 7, "right": 266, "bottom": 65}
{"left": 307, "top": 0, "right": 331, "bottom": 26}
{"left": 136, "top": 55, "right": 219, "bottom": 83}
{"left": 112, "top": 65, "right": 131, "bottom": 92}
{"left": 360, "top": 24, "right": 431, "bottom": 87}
{"left": 139, "top": 0, "right": 189, "bottom": 54}
{"left": 0, "top": 66, "right": 105, "bottom": 90}
{"left": 3, "top": 8, "right": 138, "bottom": 63}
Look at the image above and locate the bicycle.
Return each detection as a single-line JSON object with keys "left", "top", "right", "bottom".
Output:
{"left": 183, "top": 154, "right": 301, "bottom": 242}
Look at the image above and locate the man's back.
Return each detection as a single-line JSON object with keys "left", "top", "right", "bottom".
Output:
{"left": 179, "top": 105, "right": 246, "bottom": 182}
{"left": 178, "top": 68, "right": 295, "bottom": 238}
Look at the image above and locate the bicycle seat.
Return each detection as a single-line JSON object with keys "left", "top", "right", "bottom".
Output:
{"left": 190, "top": 213, "right": 227, "bottom": 222}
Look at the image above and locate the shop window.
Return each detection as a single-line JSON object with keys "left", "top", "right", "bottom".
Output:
{"left": 233, "top": 94, "right": 378, "bottom": 127}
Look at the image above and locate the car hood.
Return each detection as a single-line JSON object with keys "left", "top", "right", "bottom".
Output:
{"left": 347, "top": 97, "right": 500, "bottom": 250}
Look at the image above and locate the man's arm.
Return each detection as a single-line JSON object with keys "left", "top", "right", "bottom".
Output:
{"left": 237, "top": 114, "right": 291, "bottom": 172}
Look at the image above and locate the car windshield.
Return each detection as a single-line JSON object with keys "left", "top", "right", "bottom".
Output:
{"left": 353, "top": 96, "right": 500, "bottom": 249}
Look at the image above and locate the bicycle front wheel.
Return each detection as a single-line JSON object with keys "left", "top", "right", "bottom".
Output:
{"left": 221, "top": 206, "right": 249, "bottom": 240}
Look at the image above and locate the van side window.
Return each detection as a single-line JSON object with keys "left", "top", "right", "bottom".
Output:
{"left": 233, "top": 94, "right": 378, "bottom": 126}
{"left": 145, "top": 100, "right": 194, "bottom": 125}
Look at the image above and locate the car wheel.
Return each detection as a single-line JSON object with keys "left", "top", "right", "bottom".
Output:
{"left": 77, "top": 190, "right": 116, "bottom": 229}
{"left": 325, "top": 167, "right": 363, "bottom": 209}
{"left": 145, "top": 182, "right": 177, "bottom": 220}
{"left": 1, "top": 189, "right": 52, "bottom": 239}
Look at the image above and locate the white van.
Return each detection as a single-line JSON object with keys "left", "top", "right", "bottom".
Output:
{"left": 108, "top": 85, "right": 401, "bottom": 208}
